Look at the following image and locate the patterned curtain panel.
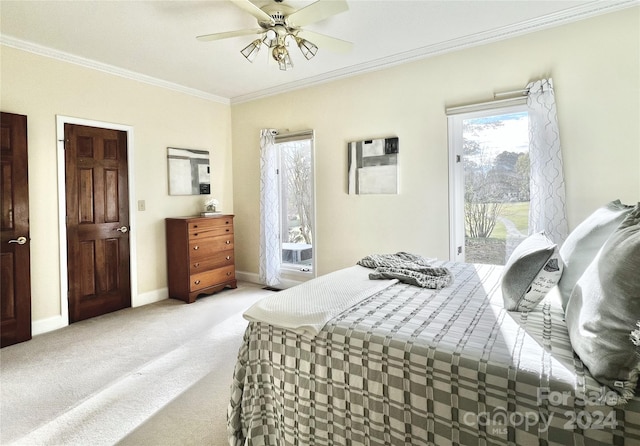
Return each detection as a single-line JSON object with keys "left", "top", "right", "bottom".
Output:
{"left": 259, "top": 129, "right": 281, "bottom": 286}
{"left": 527, "top": 78, "right": 569, "bottom": 244}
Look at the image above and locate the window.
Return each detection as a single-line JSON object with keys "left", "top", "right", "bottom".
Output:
{"left": 274, "top": 131, "right": 315, "bottom": 278}
{"left": 448, "top": 102, "right": 530, "bottom": 265}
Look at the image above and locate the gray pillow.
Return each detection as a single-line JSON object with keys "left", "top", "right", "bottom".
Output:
{"left": 501, "top": 232, "right": 563, "bottom": 311}
{"left": 558, "top": 200, "right": 634, "bottom": 310}
{"left": 565, "top": 203, "right": 640, "bottom": 402}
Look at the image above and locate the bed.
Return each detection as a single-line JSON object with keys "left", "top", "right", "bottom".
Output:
{"left": 228, "top": 202, "right": 640, "bottom": 446}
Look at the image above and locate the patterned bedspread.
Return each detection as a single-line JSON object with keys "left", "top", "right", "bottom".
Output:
{"left": 228, "top": 262, "right": 640, "bottom": 446}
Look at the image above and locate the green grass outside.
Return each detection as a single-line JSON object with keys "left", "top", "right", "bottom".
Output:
{"left": 489, "top": 202, "right": 529, "bottom": 239}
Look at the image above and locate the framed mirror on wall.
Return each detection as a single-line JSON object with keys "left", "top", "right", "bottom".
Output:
{"left": 167, "top": 147, "right": 210, "bottom": 195}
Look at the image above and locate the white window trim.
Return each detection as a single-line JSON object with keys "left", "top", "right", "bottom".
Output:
{"left": 446, "top": 99, "right": 527, "bottom": 262}
{"left": 274, "top": 130, "right": 317, "bottom": 284}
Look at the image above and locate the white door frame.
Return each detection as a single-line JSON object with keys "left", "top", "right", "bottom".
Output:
{"left": 275, "top": 131, "right": 317, "bottom": 287}
{"left": 447, "top": 99, "right": 527, "bottom": 263}
{"left": 49, "top": 115, "right": 138, "bottom": 332}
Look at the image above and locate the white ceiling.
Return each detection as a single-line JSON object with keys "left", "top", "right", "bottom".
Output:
{"left": 0, "top": 0, "right": 636, "bottom": 103}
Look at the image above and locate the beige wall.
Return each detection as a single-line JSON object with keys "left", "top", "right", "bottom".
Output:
{"left": 1, "top": 46, "right": 233, "bottom": 327}
{"left": 1, "top": 8, "right": 638, "bottom": 332}
{"left": 231, "top": 8, "right": 639, "bottom": 277}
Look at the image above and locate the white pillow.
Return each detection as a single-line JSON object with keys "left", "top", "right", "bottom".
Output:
{"left": 565, "top": 204, "right": 640, "bottom": 402}
{"left": 558, "top": 200, "right": 633, "bottom": 310}
{"left": 501, "top": 232, "right": 563, "bottom": 312}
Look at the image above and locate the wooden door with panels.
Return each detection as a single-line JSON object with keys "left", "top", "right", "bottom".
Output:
{"left": 65, "top": 124, "right": 131, "bottom": 323}
{"left": 0, "top": 112, "right": 32, "bottom": 347}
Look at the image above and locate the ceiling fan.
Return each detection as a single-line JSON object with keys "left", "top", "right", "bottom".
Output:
{"left": 197, "top": 0, "right": 352, "bottom": 71}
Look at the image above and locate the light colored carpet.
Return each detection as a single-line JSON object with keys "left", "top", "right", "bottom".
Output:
{"left": 0, "top": 282, "right": 273, "bottom": 446}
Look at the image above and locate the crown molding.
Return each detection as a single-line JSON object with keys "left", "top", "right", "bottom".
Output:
{"left": 230, "top": 0, "right": 639, "bottom": 104}
{"left": 1, "top": 0, "right": 637, "bottom": 106}
{"left": 0, "top": 35, "right": 230, "bottom": 105}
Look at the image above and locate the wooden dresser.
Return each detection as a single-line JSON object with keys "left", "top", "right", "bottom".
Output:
{"left": 165, "top": 215, "right": 237, "bottom": 303}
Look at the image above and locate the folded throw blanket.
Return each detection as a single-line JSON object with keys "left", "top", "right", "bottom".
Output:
{"left": 243, "top": 266, "right": 397, "bottom": 337}
{"left": 358, "top": 252, "right": 454, "bottom": 289}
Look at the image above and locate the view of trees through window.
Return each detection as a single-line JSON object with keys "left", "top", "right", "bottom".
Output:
{"left": 277, "top": 139, "right": 313, "bottom": 270}
{"left": 463, "top": 111, "right": 530, "bottom": 265}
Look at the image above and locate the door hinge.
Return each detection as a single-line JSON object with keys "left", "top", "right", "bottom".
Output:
{"left": 456, "top": 155, "right": 462, "bottom": 163}
{"left": 457, "top": 246, "right": 463, "bottom": 255}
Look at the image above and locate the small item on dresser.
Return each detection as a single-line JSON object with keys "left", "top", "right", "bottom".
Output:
{"left": 201, "top": 198, "right": 221, "bottom": 217}
{"left": 203, "top": 197, "right": 219, "bottom": 212}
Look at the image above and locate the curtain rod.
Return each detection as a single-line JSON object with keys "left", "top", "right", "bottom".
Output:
{"left": 275, "top": 129, "right": 313, "bottom": 137}
{"left": 446, "top": 96, "right": 526, "bottom": 115}
{"left": 493, "top": 88, "right": 530, "bottom": 99}
{"left": 275, "top": 129, "right": 314, "bottom": 143}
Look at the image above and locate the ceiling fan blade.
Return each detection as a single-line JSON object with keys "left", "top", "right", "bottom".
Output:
{"left": 197, "top": 28, "right": 264, "bottom": 42}
{"left": 287, "top": 0, "right": 349, "bottom": 28}
{"left": 297, "top": 30, "right": 353, "bottom": 54}
{"left": 230, "top": 0, "right": 274, "bottom": 24}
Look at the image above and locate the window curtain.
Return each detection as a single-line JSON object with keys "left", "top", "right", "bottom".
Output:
{"left": 526, "top": 78, "right": 569, "bottom": 244}
{"left": 259, "top": 129, "right": 281, "bottom": 286}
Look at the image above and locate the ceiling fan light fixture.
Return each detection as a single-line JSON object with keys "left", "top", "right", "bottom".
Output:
{"left": 296, "top": 37, "right": 318, "bottom": 60}
{"left": 199, "top": 0, "right": 352, "bottom": 71}
{"left": 262, "top": 29, "right": 278, "bottom": 47}
{"left": 279, "top": 52, "right": 293, "bottom": 71}
{"left": 240, "top": 38, "right": 262, "bottom": 62}
{"left": 272, "top": 45, "right": 293, "bottom": 71}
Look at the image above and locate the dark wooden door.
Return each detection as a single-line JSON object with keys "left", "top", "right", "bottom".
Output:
{"left": 0, "top": 112, "right": 32, "bottom": 347}
{"left": 65, "top": 124, "right": 131, "bottom": 323}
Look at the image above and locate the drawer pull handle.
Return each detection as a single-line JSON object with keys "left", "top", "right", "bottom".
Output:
{"left": 225, "top": 221, "right": 229, "bottom": 224}
{"left": 194, "top": 280, "right": 201, "bottom": 285}
{"left": 226, "top": 229, "right": 230, "bottom": 232}
{"left": 193, "top": 246, "right": 199, "bottom": 250}
{"left": 225, "top": 240, "right": 231, "bottom": 244}
{"left": 193, "top": 225, "right": 198, "bottom": 228}
{"left": 226, "top": 256, "right": 231, "bottom": 260}
{"left": 194, "top": 233, "right": 198, "bottom": 237}
{"left": 226, "top": 272, "right": 231, "bottom": 276}
{"left": 194, "top": 263, "right": 200, "bottom": 268}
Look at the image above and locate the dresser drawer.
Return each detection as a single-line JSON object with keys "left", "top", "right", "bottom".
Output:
{"left": 188, "top": 218, "right": 234, "bottom": 238}
{"left": 190, "top": 265, "right": 235, "bottom": 292}
{"left": 188, "top": 223, "right": 233, "bottom": 239}
{"left": 189, "top": 235, "right": 234, "bottom": 261}
{"left": 190, "top": 251, "right": 234, "bottom": 274}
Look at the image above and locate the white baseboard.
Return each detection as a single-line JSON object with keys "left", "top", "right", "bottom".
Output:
{"left": 235, "top": 270, "right": 304, "bottom": 290}
{"left": 235, "top": 270, "right": 260, "bottom": 285}
{"left": 32, "top": 288, "right": 168, "bottom": 336}
{"left": 32, "top": 315, "right": 67, "bottom": 336}
{"left": 133, "top": 288, "right": 168, "bottom": 307}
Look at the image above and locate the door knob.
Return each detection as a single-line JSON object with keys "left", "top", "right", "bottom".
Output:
{"left": 8, "top": 236, "right": 27, "bottom": 245}
{"left": 115, "top": 226, "right": 128, "bottom": 233}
